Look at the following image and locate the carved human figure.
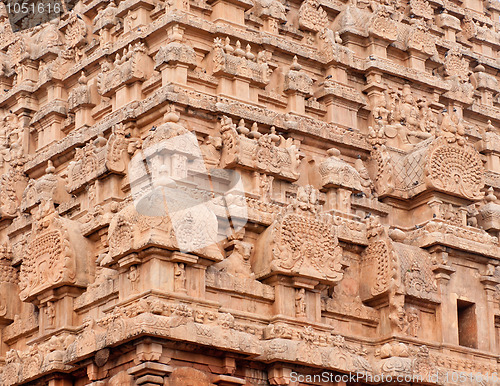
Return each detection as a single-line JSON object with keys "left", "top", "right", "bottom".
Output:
{"left": 295, "top": 288, "right": 307, "bottom": 317}
{"left": 46, "top": 301, "right": 55, "bottom": 327}
{"left": 0, "top": 295, "right": 5, "bottom": 317}
{"left": 389, "top": 304, "right": 409, "bottom": 334}
{"left": 368, "top": 123, "right": 386, "bottom": 146}
{"left": 400, "top": 85, "right": 419, "bottom": 132}
{"left": 88, "top": 183, "right": 96, "bottom": 207}
{"left": 406, "top": 307, "right": 420, "bottom": 337}
{"left": 127, "top": 265, "right": 139, "bottom": 292}
{"left": 174, "top": 263, "right": 187, "bottom": 292}
{"left": 253, "top": 172, "right": 274, "bottom": 202}
{"left": 295, "top": 185, "right": 319, "bottom": 213}
{"left": 439, "top": 108, "right": 465, "bottom": 145}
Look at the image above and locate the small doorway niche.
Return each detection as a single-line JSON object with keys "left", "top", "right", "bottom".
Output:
{"left": 457, "top": 299, "right": 477, "bottom": 349}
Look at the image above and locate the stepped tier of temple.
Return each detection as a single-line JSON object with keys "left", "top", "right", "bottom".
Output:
{"left": 1, "top": 0, "right": 500, "bottom": 384}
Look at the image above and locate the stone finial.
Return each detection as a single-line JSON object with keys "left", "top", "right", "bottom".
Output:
{"left": 45, "top": 160, "right": 55, "bottom": 174}
{"left": 224, "top": 37, "right": 234, "bottom": 53}
{"left": 389, "top": 228, "right": 406, "bottom": 242}
{"left": 334, "top": 31, "right": 342, "bottom": 44}
{"left": 237, "top": 119, "right": 249, "bottom": 135}
{"left": 486, "top": 186, "right": 497, "bottom": 202}
{"left": 269, "top": 126, "right": 279, "bottom": 143}
{"left": 234, "top": 41, "right": 245, "bottom": 57}
{"left": 248, "top": 123, "right": 262, "bottom": 139}
{"left": 245, "top": 44, "right": 255, "bottom": 60}
{"left": 486, "top": 120, "right": 494, "bottom": 132}
{"left": 78, "top": 71, "right": 87, "bottom": 85}
{"left": 165, "top": 105, "right": 180, "bottom": 122}
{"left": 291, "top": 55, "right": 301, "bottom": 71}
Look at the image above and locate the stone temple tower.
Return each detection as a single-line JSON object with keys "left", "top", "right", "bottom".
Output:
{"left": 1, "top": 0, "right": 500, "bottom": 384}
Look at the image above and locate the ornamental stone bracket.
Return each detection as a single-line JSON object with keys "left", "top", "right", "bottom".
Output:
{"left": 267, "top": 364, "right": 298, "bottom": 386}
{"left": 424, "top": 136, "right": 485, "bottom": 201}
{"left": 18, "top": 198, "right": 93, "bottom": 303}
{"left": 430, "top": 246, "right": 456, "bottom": 285}
{"left": 253, "top": 185, "right": 346, "bottom": 288}
{"left": 370, "top": 133, "right": 485, "bottom": 201}
{"left": 360, "top": 216, "right": 401, "bottom": 305}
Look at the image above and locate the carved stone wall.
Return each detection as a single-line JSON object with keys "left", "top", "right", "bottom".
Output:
{"left": 1, "top": 0, "right": 500, "bottom": 384}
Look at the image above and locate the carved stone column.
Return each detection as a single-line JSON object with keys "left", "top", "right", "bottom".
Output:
{"left": 267, "top": 364, "right": 299, "bottom": 386}
{"left": 208, "top": 0, "right": 253, "bottom": 27}
{"left": 212, "top": 374, "right": 246, "bottom": 386}
{"left": 436, "top": 10, "right": 461, "bottom": 43}
{"left": 362, "top": 71, "right": 386, "bottom": 128}
{"left": 480, "top": 272, "right": 500, "bottom": 352}
{"left": 430, "top": 246, "right": 456, "bottom": 345}
{"left": 318, "top": 75, "right": 366, "bottom": 127}
{"left": 16, "top": 58, "right": 39, "bottom": 84}
{"left": 128, "top": 362, "right": 173, "bottom": 386}
{"left": 47, "top": 378, "right": 73, "bottom": 386}
{"left": 126, "top": 341, "right": 172, "bottom": 386}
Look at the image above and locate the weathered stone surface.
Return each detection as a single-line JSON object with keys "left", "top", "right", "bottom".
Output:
{"left": 1, "top": 0, "right": 500, "bottom": 385}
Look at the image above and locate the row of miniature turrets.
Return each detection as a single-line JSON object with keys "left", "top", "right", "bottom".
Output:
{"left": 220, "top": 37, "right": 257, "bottom": 61}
